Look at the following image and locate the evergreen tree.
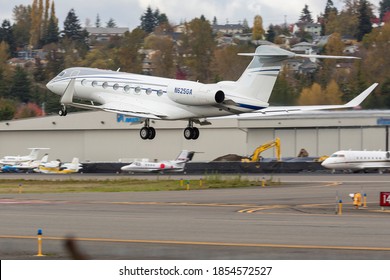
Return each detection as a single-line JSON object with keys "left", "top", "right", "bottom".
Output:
{"left": 9, "top": 66, "right": 32, "bottom": 103}
{"left": 299, "top": 4, "right": 313, "bottom": 23}
{"left": 0, "top": 20, "right": 16, "bottom": 55}
{"left": 45, "top": 15, "right": 59, "bottom": 44}
{"left": 95, "top": 14, "right": 101, "bottom": 27}
{"left": 62, "top": 9, "right": 83, "bottom": 40}
{"left": 266, "top": 25, "right": 276, "bottom": 43}
{"left": 356, "top": 0, "right": 373, "bottom": 41}
{"left": 62, "top": 8, "right": 89, "bottom": 57}
{"left": 106, "top": 18, "right": 117, "bottom": 28}
{"left": 140, "top": 6, "right": 157, "bottom": 33}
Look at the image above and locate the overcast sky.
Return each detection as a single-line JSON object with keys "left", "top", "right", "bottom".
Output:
{"left": 0, "top": 0, "right": 382, "bottom": 29}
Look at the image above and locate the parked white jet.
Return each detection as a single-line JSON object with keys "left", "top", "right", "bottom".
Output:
{"left": 34, "top": 157, "right": 82, "bottom": 174}
{"left": 121, "top": 150, "right": 194, "bottom": 173}
{"left": 46, "top": 45, "right": 377, "bottom": 140}
{"left": 321, "top": 150, "right": 390, "bottom": 172}
{"left": 0, "top": 148, "right": 50, "bottom": 166}
{"left": 1, "top": 154, "right": 49, "bottom": 173}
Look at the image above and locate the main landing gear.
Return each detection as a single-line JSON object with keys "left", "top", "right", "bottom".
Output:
{"left": 58, "top": 105, "right": 67, "bottom": 116}
{"left": 140, "top": 119, "right": 156, "bottom": 140}
{"left": 184, "top": 120, "right": 199, "bottom": 140}
{"left": 139, "top": 119, "right": 200, "bottom": 140}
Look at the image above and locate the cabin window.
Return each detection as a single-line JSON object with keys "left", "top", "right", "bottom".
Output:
{"left": 113, "top": 83, "right": 120, "bottom": 90}
{"left": 124, "top": 85, "right": 130, "bottom": 92}
{"left": 157, "top": 90, "right": 163, "bottom": 96}
{"left": 58, "top": 71, "right": 66, "bottom": 77}
{"left": 102, "top": 82, "right": 109, "bottom": 89}
{"left": 92, "top": 81, "right": 98, "bottom": 87}
{"left": 81, "top": 79, "right": 88, "bottom": 86}
{"left": 134, "top": 86, "right": 141, "bottom": 94}
{"left": 146, "top": 88, "right": 152, "bottom": 95}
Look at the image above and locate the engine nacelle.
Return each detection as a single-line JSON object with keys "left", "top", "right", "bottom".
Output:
{"left": 167, "top": 82, "right": 224, "bottom": 106}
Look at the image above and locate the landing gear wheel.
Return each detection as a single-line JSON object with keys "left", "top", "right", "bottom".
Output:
{"left": 140, "top": 127, "right": 156, "bottom": 140}
{"left": 140, "top": 127, "right": 150, "bottom": 140}
{"left": 184, "top": 127, "right": 194, "bottom": 140}
{"left": 58, "top": 107, "right": 67, "bottom": 116}
{"left": 184, "top": 127, "right": 200, "bottom": 140}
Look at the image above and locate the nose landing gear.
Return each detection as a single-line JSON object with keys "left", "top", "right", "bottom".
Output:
{"left": 59, "top": 105, "right": 67, "bottom": 116}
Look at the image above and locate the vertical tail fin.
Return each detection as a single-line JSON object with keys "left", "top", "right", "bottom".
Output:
{"left": 175, "top": 150, "right": 194, "bottom": 162}
{"left": 234, "top": 45, "right": 295, "bottom": 103}
{"left": 230, "top": 45, "right": 359, "bottom": 104}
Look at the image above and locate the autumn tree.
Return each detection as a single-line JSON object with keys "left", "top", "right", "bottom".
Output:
{"left": 12, "top": 5, "right": 31, "bottom": 48}
{"left": 144, "top": 35, "right": 174, "bottom": 78}
{"left": 212, "top": 45, "right": 254, "bottom": 82}
{"left": 252, "top": 15, "right": 265, "bottom": 41}
{"left": 0, "top": 98, "right": 16, "bottom": 120}
{"left": 316, "top": 32, "right": 345, "bottom": 86}
{"left": 298, "top": 80, "right": 342, "bottom": 105}
{"left": 29, "top": 0, "right": 42, "bottom": 48}
{"left": 321, "top": 0, "right": 338, "bottom": 35}
{"left": 182, "top": 16, "right": 215, "bottom": 82}
{"left": 114, "top": 28, "right": 145, "bottom": 73}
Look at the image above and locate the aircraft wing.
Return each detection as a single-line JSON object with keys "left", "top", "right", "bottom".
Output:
{"left": 213, "top": 83, "right": 378, "bottom": 119}
{"left": 70, "top": 101, "right": 167, "bottom": 119}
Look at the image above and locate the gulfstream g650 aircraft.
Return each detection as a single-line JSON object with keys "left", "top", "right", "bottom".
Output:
{"left": 46, "top": 45, "right": 377, "bottom": 140}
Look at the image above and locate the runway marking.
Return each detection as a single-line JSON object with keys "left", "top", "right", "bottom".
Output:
{"left": 0, "top": 199, "right": 66, "bottom": 205}
{"left": 1, "top": 235, "right": 390, "bottom": 252}
{"left": 105, "top": 201, "right": 259, "bottom": 208}
{"left": 322, "top": 182, "right": 342, "bottom": 187}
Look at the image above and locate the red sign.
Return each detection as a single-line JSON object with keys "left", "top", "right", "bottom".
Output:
{"left": 380, "top": 192, "right": 390, "bottom": 207}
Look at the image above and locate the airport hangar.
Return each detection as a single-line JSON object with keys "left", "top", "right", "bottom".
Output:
{"left": 1, "top": 110, "right": 390, "bottom": 163}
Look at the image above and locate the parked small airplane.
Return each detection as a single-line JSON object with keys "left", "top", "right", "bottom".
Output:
{"left": 34, "top": 157, "right": 82, "bottom": 174}
{"left": 0, "top": 148, "right": 50, "bottom": 166}
{"left": 1, "top": 154, "right": 49, "bottom": 173}
{"left": 46, "top": 45, "right": 377, "bottom": 140}
{"left": 321, "top": 150, "right": 390, "bottom": 172}
{"left": 121, "top": 150, "right": 194, "bottom": 173}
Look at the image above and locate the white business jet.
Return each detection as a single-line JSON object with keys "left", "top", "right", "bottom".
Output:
{"left": 1, "top": 154, "right": 49, "bottom": 173}
{"left": 46, "top": 45, "right": 378, "bottom": 140}
{"left": 321, "top": 150, "right": 390, "bottom": 172}
{"left": 0, "top": 148, "right": 50, "bottom": 166}
{"left": 121, "top": 150, "right": 194, "bottom": 173}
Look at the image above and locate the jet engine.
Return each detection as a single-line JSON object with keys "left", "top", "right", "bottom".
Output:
{"left": 167, "top": 82, "right": 225, "bottom": 106}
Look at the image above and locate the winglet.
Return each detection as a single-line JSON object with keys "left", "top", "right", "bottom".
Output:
{"left": 344, "top": 83, "right": 378, "bottom": 107}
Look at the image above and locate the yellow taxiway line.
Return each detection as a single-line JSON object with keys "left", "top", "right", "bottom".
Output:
{"left": 1, "top": 235, "right": 390, "bottom": 251}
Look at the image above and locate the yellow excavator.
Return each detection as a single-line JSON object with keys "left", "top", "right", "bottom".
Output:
{"left": 242, "top": 137, "right": 281, "bottom": 162}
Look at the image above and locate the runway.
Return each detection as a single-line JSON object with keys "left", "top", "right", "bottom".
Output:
{"left": 1, "top": 173, "right": 390, "bottom": 259}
